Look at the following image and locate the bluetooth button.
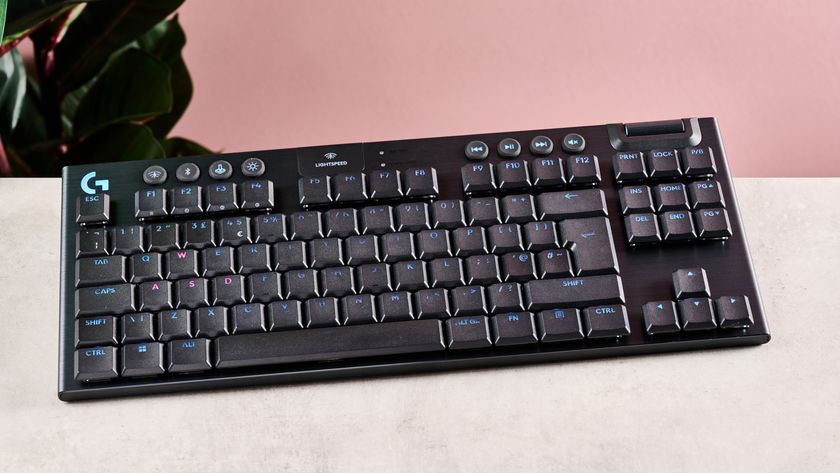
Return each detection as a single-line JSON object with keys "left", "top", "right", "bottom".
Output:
{"left": 209, "top": 160, "right": 233, "bottom": 180}
{"left": 143, "top": 165, "right": 168, "bottom": 185}
{"left": 176, "top": 163, "right": 200, "bottom": 182}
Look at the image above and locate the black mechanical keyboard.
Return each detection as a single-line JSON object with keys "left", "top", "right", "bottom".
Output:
{"left": 58, "top": 117, "right": 770, "bottom": 400}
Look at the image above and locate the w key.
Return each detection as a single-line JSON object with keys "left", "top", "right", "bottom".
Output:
{"left": 560, "top": 217, "right": 619, "bottom": 275}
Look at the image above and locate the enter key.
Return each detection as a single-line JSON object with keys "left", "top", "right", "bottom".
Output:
{"left": 560, "top": 217, "right": 619, "bottom": 275}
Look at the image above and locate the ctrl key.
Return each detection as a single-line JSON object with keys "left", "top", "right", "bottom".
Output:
{"left": 75, "top": 346, "right": 118, "bottom": 381}
{"left": 167, "top": 338, "right": 212, "bottom": 373}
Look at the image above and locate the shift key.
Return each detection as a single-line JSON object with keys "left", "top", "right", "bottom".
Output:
{"left": 75, "top": 284, "right": 136, "bottom": 317}
{"left": 524, "top": 275, "right": 625, "bottom": 310}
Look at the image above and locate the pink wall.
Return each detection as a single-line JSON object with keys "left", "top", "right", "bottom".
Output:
{"left": 173, "top": 0, "right": 840, "bottom": 177}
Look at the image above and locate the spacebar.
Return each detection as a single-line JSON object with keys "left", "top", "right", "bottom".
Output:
{"left": 215, "top": 319, "right": 446, "bottom": 369}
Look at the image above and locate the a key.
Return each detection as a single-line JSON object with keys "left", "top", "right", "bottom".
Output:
{"left": 284, "top": 269, "right": 318, "bottom": 299}
{"left": 681, "top": 147, "right": 716, "bottom": 176}
{"left": 582, "top": 304, "right": 630, "bottom": 338}
{"left": 121, "top": 312, "right": 155, "bottom": 343}
{"left": 523, "top": 221, "right": 559, "bottom": 251}
{"left": 487, "top": 282, "right": 524, "bottom": 313}
{"left": 289, "top": 211, "right": 323, "bottom": 240}
{"left": 393, "top": 260, "right": 428, "bottom": 291}
{"left": 274, "top": 241, "right": 307, "bottom": 271}
{"left": 415, "top": 288, "right": 451, "bottom": 319}
{"left": 360, "top": 205, "right": 395, "bottom": 235}
{"left": 560, "top": 217, "right": 618, "bottom": 275}
{"left": 624, "top": 213, "right": 661, "bottom": 245}
{"left": 342, "top": 294, "right": 377, "bottom": 325}
{"left": 431, "top": 200, "right": 466, "bottom": 229}
{"left": 395, "top": 202, "right": 430, "bottom": 231}
{"left": 182, "top": 220, "right": 215, "bottom": 249}
{"left": 231, "top": 303, "right": 266, "bottom": 334}
{"left": 687, "top": 180, "right": 724, "bottom": 209}
{"left": 531, "top": 157, "right": 565, "bottom": 187}
{"left": 75, "top": 346, "right": 119, "bottom": 381}
{"left": 167, "top": 338, "right": 213, "bottom": 373}
{"left": 76, "top": 255, "right": 126, "bottom": 287}
{"left": 212, "top": 274, "right": 246, "bottom": 305}
{"left": 488, "top": 224, "right": 523, "bottom": 254}
{"left": 564, "top": 155, "right": 600, "bottom": 185}
{"left": 268, "top": 300, "right": 304, "bottom": 331}
{"left": 206, "top": 183, "right": 238, "bottom": 212}
{"left": 345, "top": 235, "right": 379, "bottom": 265}
{"left": 236, "top": 244, "right": 272, "bottom": 274}
{"left": 76, "top": 316, "right": 118, "bottom": 347}
{"left": 121, "top": 342, "right": 165, "bottom": 377}
{"left": 309, "top": 238, "right": 344, "bottom": 268}
{"left": 461, "top": 162, "right": 496, "bottom": 193}
{"left": 333, "top": 172, "right": 367, "bottom": 201}
{"left": 450, "top": 286, "right": 487, "bottom": 316}
{"left": 647, "top": 149, "right": 681, "bottom": 178}
{"left": 377, "top": 291, "right": 414, "bottom": 322}
{"left": 653, "top": 183, "right": 689, "bottom": 211}
{"left": 417, "top": 229, "right": 451, "bottom": 259}
{"left": 465, "top": 255, "right": 501, "bottom": 285}
{"left": 368, "top": 169, "right": 403, "bottom": 199}
{"left": 194, "top": 306, "right": 230, "bottom": 338}
{"left": 75, "top": 284, "right": 136, "bottom": 317}
{"left": 694, "top": 208, "right": 732, "bottom": 239}
{"left": 381, "top": 232, "right": 415, "bottom": 262}
{"left": 298, "top": 176, "right": 331, "bottom": 205}
{"left": 202, "top": 246, "right": 235, "bottom": 276}
{"left": 174, "top": 277, "right": 209, "bottom": 308}
{"left": 325, "top": 209, "right": 358, "bottom": 237}
{"left": 111, "top": 226, "right": 144, "bottom": 255}
{"left": 77, "top": 229, "right": 108, "bottom": 257}
{"left": 492, "top": 312, "right": 537, "bottom": 346}
{"left": 715, "top": 295, "right": 754, "bottom": 328}
{"left": 452, "top": 226, "right": 487, "bottom": 256}
{"left": 428, "top": 258, "right": 464, "bottom": 288}
{"left": 247, "top": 272, "right": 282, "bottom": 303}
{"left": 166, "top": 249, "right": 199, "bottom": 279}
{"left": 659, "top": 211, "right": 696, "bottom": 240}
{"left": 496, "top": 160, "right": 531, "bottom": 189}
{"left": 501, "top": 252, "right": 536, "bottom": 282}
{"left": 537, "top": 248, "right": 573, "bottom": 278}
{"left": 158, "top": 309, "right": 192, "bottom": 341}
{"left": 253, "top": 213, "right": 287, "bottom": 243}
{"left": 218, "top": 217, "right": 251, "bottom": 246}
{"left": 536, "top": 308, "right": 584, "bottom": 342}
{"left": 240, "top": 180, "right": 274, "bottom": 210}
{"left": 356, "top": 263, "right": 392, "bottom": 294}
{"left": 677, "top": 298, "right": 717, "bottom": 330}
{"left": 77, "top": 193, "right": 110, "bottom": 225}
{"left": 672, "top": 268, "right": 710, "bottom": 299}
{"left": 523, "top": 275, "right": 624, "bottom": 310}
{"left": 138, "top": 280, "right": 173, "bottom": 312}
{"left": 466, "top": 197, "right": 501, "bottom": 226}
{"left": 147, "top": 223, "right": 179, "bottom": 252}
{"left": 135, "top": 190, "right": 167, "bottom": 219}
{"left": 618, "top": 185, "right": 654, "bottom": 215}
{"left": 445, "top": 316, "right": 492, "bottom": 349}
{"left": 501, "top": 194, "right": 536, "bottom": 223}
{"left": 612, "top": 152, "right": 647, "bottom": 182}
{"left": 403, "top": 167, "right": 438, "bottom": 196}
{"left": 170, "top": 186, "right": 203, "bottom": 215}
{"left": 643, "top": 301, "right": 680, "bottom": 334}
{"left": 319, "top": 266, "right": 355, "bottom": 297}
{"left": 537, "top": 189, "right": 607, "bottom": 220}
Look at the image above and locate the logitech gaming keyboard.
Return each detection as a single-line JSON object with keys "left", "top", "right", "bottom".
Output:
{"left": 58, "top": 117, "right": 770, "bottom": 400}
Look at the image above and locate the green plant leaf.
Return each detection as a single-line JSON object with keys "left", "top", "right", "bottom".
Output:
{"left": 0, "top": 48, "right": 26, "bottom": 135}
{"left": 2, "top": 0, "right": 93, "bottom": 39}
{"left": 65, "top": 123, "right": 164, "bottom": 164}
{"left": 53, "top": 0, "right": 184, "bottom": 94}
{"left": 72, "top": 48, "right": 173, "bottom": 137}
{"left": 160, "top": 136, "right": 214, "bottom": 157}
{"left": 136, "top": 15, "right": 192, "bottom": 138}
{"left": 1, "top": 0, "right": 8, "bottom": 43}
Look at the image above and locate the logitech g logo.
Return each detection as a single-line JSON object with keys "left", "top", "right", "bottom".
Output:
{"left": 81, "top": 171, "right": 110, "bottom": 195}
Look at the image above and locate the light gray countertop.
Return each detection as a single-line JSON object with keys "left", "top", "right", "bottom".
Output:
{"left": 0, "top": 178, "right": 837, "bottom": 472}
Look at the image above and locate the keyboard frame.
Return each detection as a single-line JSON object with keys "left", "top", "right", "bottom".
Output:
{"left": 58, "top": 117, "right": 770, "bottom": 401}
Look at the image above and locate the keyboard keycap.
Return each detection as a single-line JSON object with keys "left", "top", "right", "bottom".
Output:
{"left": 653, "top": 183, "right": 688, "bottom": 211}
{"left": 431, "top": 200, "right": 466, "bottom": 229}
{"left": 319, "top": 266, "right": 355, "bottom": 297}
{"left": 166, "top": 249, "right": 199, "bottom": 279}
{"left": 417, "top": 230, "right": 451, "bottom": 259}
{"left": 488, "top": 223, "right": 523, "bottom": 254}
{"left": 75, "top": 284, "right": 136, "bottom": 317}
{"left": 247, "top": 272, "right": 282, "bottom": 302}
{"left": 170, "top": 186, "right": 203, "bottom": 215}
{"left": 452, "top": 226, "right": 487, "bottom": 256}
{"left": 202, "top": 246, "right": 235, "bottom": 276}
{"left": 284, "top": 269, "right": 318, "bottom": 299}
{"left": 240, "top": 180, "right": 274, "bottom": 209}
{"left": 487, "top": 282, "right": 524, "bottom": 313}
{"left": 324, "top": 209, "right": 358, "bottom": 237}
{"left": 342, "top": 294, "right": 377, "bottom": 325}
{"left": 75, "top": 346, "right": 119, "bottom": 381}
{"left": 212, "top": 274, "right": 246, "bottom": 305}
{"left": 560, "top": 217, "right": 619, "bottom": 275}
{"left": 345, "top": 235, "right": 379, "bottom": 265}
{"left": 687, "top": 180, "right": 724, "bottom": 209}
{"left": 681, "top": 147, "right": 716, "bottom": 176}
{"left": 76, "top": 316, "right": 118, "bottom": 347}
{"left": 377, "top": 291, "right": 414, "bottom": 322}
{"left": 76, "top": 255, "right": 126, "bottom": 287}
{"left": 492, "top": 312, "right": 537, "bottom": 346}
{"left": 206, "top": 183, "right": 238, "bottom": 212}
{"left": 537, "top": 248, "right": 573, "bottom": 278}
{"left": 368, "top": 169, "right": 403, "bottom": 199}
{"left": 195, "top": 306, "right": 230, "bottom": 338}
{"left": 445, "top": 316, "right": 492, "bottom": 349}
{"left": 232, "top": 303, "right": 267, "bottom": 333}
{"left": 618, "top": 185, "right": 654, "bottom": 215}
{"left": 253, "top": 213, "right": 287, "bottom": 243}
{"left": 289, "top": 211, "right": 323, "bottom": 240}
{"left": 381, "top": 232, "right": 415, "bottom": 262}
{"left": 175, "top": 277, "right": 209, "bottom": 308}
{"left": 537, "top": 189, "right": 607, "bottom": 220}
{"left": 523, "top": 275, "right": 624, "bottom": 311}
{"left": 148, "top": 223, "right": 179, "bottom": 252}
{"left": 466, "top": 197, "right": 501, "bottom": 226}
{"left": 501, "top": 252, "right": 536, "bottom": 282}
{"left": 237, "top": 244, "right": 272, "bottom": 274}
{"left": 135, "top": 190, "right": 166, "bottom": 219}
{"left": 138, "top": 280, "right": 173, "bottom": 312}
{"left": 274, "top": 241, "right": 308, "bottom": 271}
{"left": 298, "top": 176, "right": 331, "bottom": 205}
{"left": 624, "top": 213, "right": 661, "bottom": 245}
{"left": 395, "top": 202, "right": 430, "bottom": 231}
{"left": 218, "top": 217, "right": 251, "bottom": 246}
{"left": 356, "top": 263, "right": 391, "bottom": 294}
{"left": 659, "top": 211, "right": 696, "bottom": 241}
{"left": 361, "top": 206, "right": 394, "bottom": 235}
{"left": 414, "top": 288, "right": 451, "bottom": 319}
{"left": 268, "top": 300, "right": 304, "bottom": 331}
{"left": 404, "top": 167, "right": 438, "bottom": 196}
{"left": 158, "top": 309, "right": 192, "bottom": 341}
{"left": 451, "top": 286, "right": 487, "bottom": 316}
{"left": 715, "top": 295, "right": 754, "bottom": 328}
{"left": 333, "top": 173, "right": 367, "bottom": 202}
{"left": 111, "top": 226, "right": 144, "bottom": 255}
{"left": 582, "top": 304, "right": 630, "bottom": 338}
{"left": 678, "top": 298, "right": 717, "bottom": 331}
{"left": 695, "top": 208, "right": 732, "bottom": 239}
{"left": 76, "top": 229, "right": 108, "bottom": 257}
{"left": 121, "top": 342, "right": 165, "bottom": 377}
{"left": 428, "top": 258, "right": 464, "bottom": 288}
{"left": 216, "top": 319, "right": 445, "bottom": 368}
{"left": 393, "top": 260, "right": 428, "bottom": 291}
{"left": 672, "top": 268, "right": 710, "bottom": 299}
{"left": 461, "top": 162, "right": 496, "bottom": 193}
{"left": 531, "top": 157, "right": 565, "bottom": 187}
{"left": 465, "top": 255, "right": 501, "bottom": 285}
{"left": 183, "top": 220, "right": 215, "bottom": 249}
{"left": 612, "top": 152, "right": 647, "bottom": 182}
{"left": 309, "top": 238, "right": 344, "bottom": 268}
{"left": 647, "top": 149, "right": 681, "bottom": 178}
{"left": 168, "top": 338, "right": 213, "bottom": 373}
{"left": 523, "top": 221, "right": 559, "bottom": 251}
{"left": 643, "top": 301, "right": 680, "bottom": 334}
{"left": 564, "top": 155, "right": 600, "bottom": 185}
{"left": 536, "top": 309, "right": 584, "bottom": 342}
{"left": 121, "top": 313, "right": 155, "bottom": 343}
{"left": 77, "top": 193, "right": 110, "bottom": 225}
{"left": 496, "top": 160, "right": 531, "bottom": 189}
{"left": 501, "top": 194, "right": 536, "bottom": 223}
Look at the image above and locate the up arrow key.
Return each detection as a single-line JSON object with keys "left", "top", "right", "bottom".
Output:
{"left": 657, "top": 303, "right": 664, "bottom": 310}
